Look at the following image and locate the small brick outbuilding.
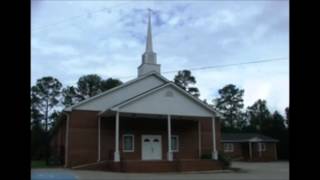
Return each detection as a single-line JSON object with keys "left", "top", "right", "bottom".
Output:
{"left": 221, "top": 133, "right": 279, "bottom": 161}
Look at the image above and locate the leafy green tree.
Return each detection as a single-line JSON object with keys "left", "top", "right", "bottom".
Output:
{"left": 62, "top": 86, "right": 82, "bottom": 107}
{"left": 174, "top": 70, "right": 200, "bottom": 98}
{"left": 101, "top": 78, "right": 123, "bottom": 92}
{"left": 272, "top": 111, "right": 286, "bottom": 129}
{"left": 246, "top": 99, "right": 272, "bottom": 132}
{"left": 63, "top": 76, "right": 123, "bottom": 107}
{"left": 31, "top": 77, "right": 62, "bottom": 132}
{"left": 49, "top": 110, "right": 63, "bottom": 130}
{"left": 262, "top": 110, "right": 286, "bottom": 134}
{"left": 77, "top": 75, "right": 123, "bottom": 98}
{"left": 31, "top": 90, "right": 43, "bottom": 128}
{"left": 264, "top": 111, "right": 288, "bottom": 160}
{"left": 31, "top": 76, "right": 62, "bottom": 164}
{"left": 213, "top": 84, "right": 246, "bottom": 131}
{"left": 77, "top": 74, "right": 103, "bottom": 99}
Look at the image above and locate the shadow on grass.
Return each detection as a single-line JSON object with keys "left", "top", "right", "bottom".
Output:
{"left": 31, "top": 161, "right": 48, "bottom": 168}
{"left": 31, "top": 161, "right": 63, "bottom": 169}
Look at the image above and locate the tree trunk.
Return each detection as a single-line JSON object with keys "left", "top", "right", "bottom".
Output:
{"left": 45, "top": 99, "right": 49, "bottom": 165}
{"left": 45, "top": 100, "right": 48, "bottom": 132}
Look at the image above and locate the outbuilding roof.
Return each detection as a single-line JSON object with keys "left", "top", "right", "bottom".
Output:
{"left": 221, "top": 133, "right": 279, "bottom": 142}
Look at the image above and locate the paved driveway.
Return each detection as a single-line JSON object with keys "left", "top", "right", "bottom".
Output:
{"left": 31, "top": 169, "right": 77, "bottom": 180}
{"left": 31, "top": 161, "right": 289, "bottom": 180}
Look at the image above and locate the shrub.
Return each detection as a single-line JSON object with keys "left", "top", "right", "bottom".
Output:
{"left": 48, "top": 154, "right": 62, "bottom": 166}
{"left": 201, "top": 154, "right": 212, "bottom": 159}
{"left": 218, "top": 151, "right": 232, "bottom": 169}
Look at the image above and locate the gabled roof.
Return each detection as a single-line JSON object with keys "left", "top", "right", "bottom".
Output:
{"left": 99, "top": 82, "right": 219, "bottom": 117}
{"left": 64, "top": 72, "right": 169, "bottom": 112}
{"left": 221, "top": 133, "right": 279, "bottom": 142}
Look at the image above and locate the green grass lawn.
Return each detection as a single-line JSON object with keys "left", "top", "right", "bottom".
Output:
{"left": 31, "top": 160, "right": 48, "bottom": 168}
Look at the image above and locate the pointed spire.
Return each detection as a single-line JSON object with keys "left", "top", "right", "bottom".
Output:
{"left": 146, "top": 9, "right": 153, "bottom": 53}
{"left": 138, "top": 9, "right": 160, "bottom": 77}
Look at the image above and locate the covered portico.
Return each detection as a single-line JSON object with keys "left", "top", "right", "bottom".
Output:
{"left": 97, "top": 110, "right": 219, "bottom": 163}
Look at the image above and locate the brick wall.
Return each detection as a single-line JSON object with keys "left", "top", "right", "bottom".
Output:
{"left": 222, "top": 142, "right": 244, "bottom": 160}
{"left": 220, "top": 142, "right": 277, "bottom": 161}
{"left": 64, "top": 111, "right": 221, "bottom": 167}
{"left": 67, "top": 110, "right": 99, "bottom": 167}
{"left": 200, "top": 118, "right": 221, "bottom": 157}
{"left": 50, "top": 118, "right": 66, "bottom": 162}
{"left": 251, "top": 142, "right": 277, "bottom": 161}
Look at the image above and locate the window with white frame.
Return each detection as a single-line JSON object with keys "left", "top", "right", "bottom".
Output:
{"left": 224, "top": 143, "right": 234, "bottom": 152}
{"left": 171, "top": 135, "right": 179, "bottom": 152}
{"left": 258, "top": 143, "right": 266, "bottom": 152}
{"left": 123, "top": 134, "right": 134, "bottom": 152}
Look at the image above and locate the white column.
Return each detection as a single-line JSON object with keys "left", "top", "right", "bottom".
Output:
{"left": 258, "top": 143, "right": 262, "bottom": 157}
{"left": 249, "top": 142, "right": 252, "bottom": 161}
{"left": 64, "top": 113, "right": 70, "bottom": 168}
{"left": 211, "top": 117, "right": 218, "bottom": 160}
{"left": 114, "top": 111, "right": 120, "bottom": 162}
{"left": 167, "top": 115, "right": 173, "bottom": 161}
{"left": 97, "top": 116, "right": 101, "bottom": 162}
{"left": 198, "top": 120, "right": 202, "bottom": 158}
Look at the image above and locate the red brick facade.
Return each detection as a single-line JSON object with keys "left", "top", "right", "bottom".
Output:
{"left": 222, "top": 142, "right": 244, "bottom": 160}
{"left": 200, "top": 119, "right": 221, "bottom": 156}
{"left": 251, "top": 143, "right": 277, "bottom": 161}
{"left": 50, "top": 118, "right": 66, "bottom": 163}
{"left": 67, "top": 110, "right": 99, "bottom": 167}
{"left": 51, "top": 110, "right": 222, "bottom": 171}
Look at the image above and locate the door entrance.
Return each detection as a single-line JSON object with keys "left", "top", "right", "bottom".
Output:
{"left": 141, "top": 135, "right": 162, "bottom": 160}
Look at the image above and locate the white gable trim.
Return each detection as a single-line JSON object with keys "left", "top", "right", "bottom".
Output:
{"left": 99, "top": 82, "right": 218, "bottom": 116}
{"left": 64, "top": 73, "right": 170, "bottom": 111}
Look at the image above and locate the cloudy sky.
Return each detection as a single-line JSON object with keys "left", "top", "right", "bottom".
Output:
{"left": 31, "top": 0, "right": 289, "bottom": 114}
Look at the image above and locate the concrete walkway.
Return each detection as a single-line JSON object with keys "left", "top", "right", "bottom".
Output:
{"left": 31, "top": 161, "right": 289, "bottom": 180}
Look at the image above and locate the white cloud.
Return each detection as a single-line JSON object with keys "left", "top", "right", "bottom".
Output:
{"left": 31, "top": 1, "right": 289, "bottom": 112}
{"left": 242, "top": 80, "right": 272, "bottom": 107}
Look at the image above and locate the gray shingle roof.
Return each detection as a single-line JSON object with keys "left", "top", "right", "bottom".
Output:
{"left": 221, "top": 133, "right": 279, "bottom": 142}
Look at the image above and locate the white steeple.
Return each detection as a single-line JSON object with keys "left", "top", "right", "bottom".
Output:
{"left": 138, "top": 9, "right": 161, "bottom": 77}
{"left": 146, "top": 11, "right": 153, "bottom": 53}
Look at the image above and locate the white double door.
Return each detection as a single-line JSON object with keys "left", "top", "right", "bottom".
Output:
{"left": 141, "top": 135, "right": 162, "bottom": 160}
